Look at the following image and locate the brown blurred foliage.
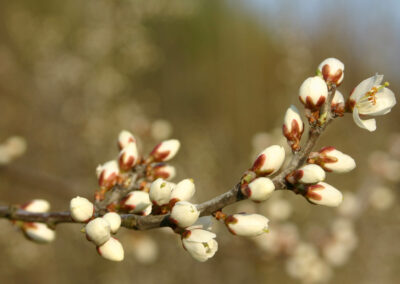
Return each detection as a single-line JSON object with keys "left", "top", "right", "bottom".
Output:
{"left": 0, "top": 0, "right": 399, "bottom": 283}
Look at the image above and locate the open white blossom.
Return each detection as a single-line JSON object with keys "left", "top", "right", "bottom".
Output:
{"left": 182, "top": 229, "right": 218, "bottom": 262}
{"left": 348, "top": 74, "right": 396, "bottom": 131}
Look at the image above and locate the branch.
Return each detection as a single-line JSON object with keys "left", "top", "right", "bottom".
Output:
{"left": 0, "top": 86, "right": 337, "bottom": 231}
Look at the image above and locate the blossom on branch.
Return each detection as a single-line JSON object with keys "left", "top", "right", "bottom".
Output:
{"left": 181, "top": 228, "right": 218, "bottom": 262}
{"left": 85, "top": 217, "right": 111, "bottom": 246}
{"left": 97, "top": 237, "right": 124, "bottom": 262}
{"left": 150, "top": 139, "right": 180, "bottom": 162}
{"left": 70, "top": 196, "right": 94, "bottom": 222}
{"left": 318, "top": 57, "right": 345, "bottom": 85}
{"left": 225, "top": 213, "right": 269, "bottom": 237}
{"left": 243, "top": 177, "right": 275, "bottom": 202}
{"left": 252, "top": 145, "right": 285, "bottom": 176}
{"left": 170, "top": 201, "right": 200, "bottom": 228}
{"left": 299, "top": 76, "right": 328, "bottom": 109}
{"left": 305, "top": 182, "right": 343, "bottom": 207}
{"left": 308, "top": 147, "right": 356, "bottom": 173}
{"left": 347, "top": 74, "right": 396, "bottom": 132}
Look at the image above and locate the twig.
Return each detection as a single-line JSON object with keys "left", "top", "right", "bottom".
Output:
{"left": 0, "top": 86, "right": 337, "bottom": 230}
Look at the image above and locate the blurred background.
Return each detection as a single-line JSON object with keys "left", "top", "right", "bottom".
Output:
{"left": 0, "top": 0, "right": 399, "bottom": 283}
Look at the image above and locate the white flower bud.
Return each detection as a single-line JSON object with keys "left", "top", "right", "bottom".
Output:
{"left": 306, "top": 182, "right": 343, "bottom": 207}
{"left": 182, "top": 229, "right": 218, "bottom": 262}
{"left": 149, "top": 178, "right": 173, "bottom": 206}
{"left": 283, "top": 105, "right": 304, "bottom": 134}
{"left": 318, "top": 58, "right": 344, "bottom": 85}
{"left": 150, "top": 139, "right": 180, "bottom": 162}
{"left": 96, "top": 160, "right": 120, "bottom": 189}
{"left": 142, "top": 204, "right": 152, "bottom": 216}
{"left": 22, "top": 199, "right": 50, "bottom": 213}
{"left": 252, "top": 145, "right": 285, "bottom": 176}
{"left": 299, "top": 76, "right": 328, "bottom": 109}
{"left": 295, "top": 164, "right": 326, "bottom": 184}
{"left": 170, "top": 179, "right": 196, "bottom": 203}
{"left": 70, "top": 196, "right": 94, "bottom": 222}
{"left": 24, "top": 223, "right": 56, "bottom": 243}
{"left": 283, "top": 105, "right": 304, "bottom": 151}
{"left": 317, "top": 147, "right": 356, "bottom": 173}
{"left": 120, "top": 191, "right": 151, "bottom": 214}
{"left": 152, "top": 163, "right": 176, "bottom": 180}
{"left": 170, "top": 201, "right": 200, "bottom": 228}
{"left": 118, "top": 142, "right": 139, "bottom": 171}
{"left": 118, "top": 130, "right": 136, "bottom": 150}
{"left": 85, "top": 218, "right": 111, "bottom": 245}
{"left": 245, "top": 177, "right": 275, "bottom": 202}
{"left": 102, "top": 212, "right": 121, "bottom": 234}
{"left": 97, "top": 237, "right": 124, "bottom": 262}
{"left": 225, "top": 213, "right": 269, "bottom": 237}
{"left": 331, "top": 90, "right": 344, "bottom": 106}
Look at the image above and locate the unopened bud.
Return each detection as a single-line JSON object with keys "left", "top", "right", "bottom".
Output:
{"left": 152, "top": 163, "right": 176, "bottom": 180}
{"left": 149, "top": 178, "right": 173, "bottom": 206}
{"left": 310, "top": 147, "right": 356, "bottom": 173}
{"left": 118, "top": 142, "right": 139, "bottom": 171}
{"left": 150, "top": 139, "right": 180, "bottom": 162}
{"left": 170, "top": 179, "right": 195, "bottom": 204}
{"left": 288, "top": 164, "right": 326, "bottom": 184}
{"left": 96, "top": 160, "right": 120, "bottom": 189}
{"left": 244, "top": 177, "right": 275, "bottom": 202}
{"left": 23, "top": 223, "right": 56, "bottom": 243}
{"left": 120, "top": 191, "right": 151, "bottom": 214}
{"left": 102, "top": 212, "right": 121, "bottom": 234}
{"left": 70, "top": 196, "right": 94, "bottom": 222}
{"left": 21, "top": 199, "right": 50, "bottom": 213}
{"left": 97, "top": 237, "right": 124, "bottom": 262}
{"left": 225, "top": 213, "right": 269, "bottom": 237}
{"left": 85, "top": 218, "right": 111, "bottom": 246}
{"left": 331, "top": 90, "right": 345, "bottom": 116}
{"left": 170, "top": 201, "right": 200, "bottom": 228}
{"left": 318, "top": 58, "right": 344, "bottom": 85}
{"left": 118, "top": 130, "right": 136, "bottom": 150}
{"left": 305, "top": 182, "right": 343, "bottom": 207}
{"left": 299, "top": 76, "right": 328, "bottom": 109}
{"left": 252, "top": 145, "right": 285, "bottom": 176}
{"left": 283, "top": 105, "right": 304, "bottom": 151}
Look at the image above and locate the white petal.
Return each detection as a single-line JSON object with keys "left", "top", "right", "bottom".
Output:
{"left": 360, "top": 87, "right": 396, "bottom": 116}
{"left": 352, "top": 107, "right": 376, "bottom": 132}
{"left": 186, "top": 229, "right": 216, "bottom": 243}
{"left": 350, "top": 74, "right": 383, "bottom": 102}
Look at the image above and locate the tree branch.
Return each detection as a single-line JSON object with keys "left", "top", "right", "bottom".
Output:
{"left": 0, "top": 85, "right": 337, "bottom": 231}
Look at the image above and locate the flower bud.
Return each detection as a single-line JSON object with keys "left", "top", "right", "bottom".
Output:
{"left": 120, "top": 191, "right": 151, "bottom": 214}
{"left": 85, "top": 217, "right": 111, "bottom": 246}
{"left": 97, "top": 237, "right": 124, "bottom": 262}
{"left": 252, "top": 145, "right": 285, "bottom": 176}
{"left": 305, "top": 182, "right": 343, "bottom": 207}
{"left": 150, "top": 139, "right": 180, "bottom": 162}
{"left": 118, "top": 130, "right": 136, "bottom": 150}
{"left": 244, "top": 177, "right": 275, "bottom": 202}
{"left": 149, "top": 178, "right": 173, "bottom": 206}
{"left": 96, "top": 160, "right": 120, "bottom": 189}
{"left": 23, "top": 223, "right": 56, "bottom": 243}
{"left": 21, "top": 199, "right": 50, "bottom": 213}
{"left": 318, "top": 58, "right": 344, "bottom": 85}
{"left": 142, "top": 204, "right": 152, "bottom": 216}
{"left": 310, "top": 147, "right": 356, "bottom": 173}
{"left": 170, "top": 179, "right": 196, "bottom": 203}
{"left": 331, "top": 90, "right": 345, "bottom": 116}
{"left": 70, "top": 196, "right": 94, "bottom": 222}
{"left": 118, "top": 142, "right": 139, "bottom": 171}
{"left": 102, "top": 212, "right": 121, "bottom": 234}
{"left": 225, "top": 213, "right": 269, "bottom": 237}
{"left": 170, "top": 201, "right": 200, "bottom": 228}
{"left": 299, "top": 76, "right": 328, "bottom": 109}
{"left": 182, "top": 229, "right": 218, "bottom": 262}
{"left": 283, "top": 105, "right": 304, "bottom": 151}
{"left": 152, "top": 163, "right": 176, "bottom": 180}
{"left": 288, "top": 164, "right": 326, "bottom": 184}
